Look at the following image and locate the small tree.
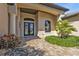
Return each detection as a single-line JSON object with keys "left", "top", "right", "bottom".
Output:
{"left": 56, "top": 20, "right": 76, "bottom": 38}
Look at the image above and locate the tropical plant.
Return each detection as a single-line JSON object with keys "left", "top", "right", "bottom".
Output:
{"left": 56, "top": 20, "right": 76, "bottom": 38}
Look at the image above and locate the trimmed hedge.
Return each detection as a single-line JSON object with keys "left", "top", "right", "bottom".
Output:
{"left": 45, "top": 36, "right": 79, "bottom": 47}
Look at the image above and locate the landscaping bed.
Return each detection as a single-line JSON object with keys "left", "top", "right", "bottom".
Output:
{"left": 45, "top": 36, "right": 79, "bottom": 47}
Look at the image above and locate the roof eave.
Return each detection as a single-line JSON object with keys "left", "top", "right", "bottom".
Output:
{"left": 62, "top": 13, "right": 79, "bottom": 19}
{"left": 40, "top": 3, "right": 69, "bottom": 12}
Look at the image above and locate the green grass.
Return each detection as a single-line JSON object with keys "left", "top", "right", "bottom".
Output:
{"left": 45, "top": 36, "right": 79, "bottom": 47}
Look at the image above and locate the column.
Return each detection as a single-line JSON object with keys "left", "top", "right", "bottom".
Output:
{"left": 10, "top": 14, "right": 16, "bottom": 35}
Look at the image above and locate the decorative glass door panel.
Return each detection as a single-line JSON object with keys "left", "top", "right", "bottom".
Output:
{"left": 29, "top": 23, "right": 34, "bottom": 35}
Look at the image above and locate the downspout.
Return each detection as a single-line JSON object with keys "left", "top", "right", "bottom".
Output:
{"left": 8, "top": 13, "right": 10, "bottom": 34}
{"left": 7, "top": 4, "right": 10, "bottom": 34}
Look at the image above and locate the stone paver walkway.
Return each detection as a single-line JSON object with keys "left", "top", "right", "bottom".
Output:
{"left": 25, "top": 38, "right": 79, "bottom": 56}
{"left": 0, "top": 37, "right": 79, "bottom": 56}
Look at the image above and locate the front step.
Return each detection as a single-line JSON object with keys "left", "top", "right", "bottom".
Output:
{"left": 21, "top": 36, "right": 40, "bottom": 41}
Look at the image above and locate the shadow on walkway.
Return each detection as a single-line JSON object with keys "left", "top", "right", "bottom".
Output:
{"left": 4, "top": 46, "right": 45, "bottom": 56}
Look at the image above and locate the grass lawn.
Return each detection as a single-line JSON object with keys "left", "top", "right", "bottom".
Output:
{"left": 45, "top": 36, "right": 79, "bottom": 47}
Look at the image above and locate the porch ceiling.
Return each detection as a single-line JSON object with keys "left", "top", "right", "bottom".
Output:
{"left": 20, "top": 8, "right": 37, "bottom": 14}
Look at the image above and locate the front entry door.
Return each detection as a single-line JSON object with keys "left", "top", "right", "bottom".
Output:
{"left": 24, "top": 22, "right": 34, "bottom": 36}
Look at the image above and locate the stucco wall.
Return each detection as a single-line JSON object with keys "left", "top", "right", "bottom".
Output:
{"left": 0, "top": 3, "right": 8, "bottom": 35}
{"left": 37, "top": 11, "right": 57, "bottom": 37}
{"left": 21, "top": 12, "right": 35, "bottom": 20}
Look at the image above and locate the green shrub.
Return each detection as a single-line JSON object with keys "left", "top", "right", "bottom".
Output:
{"left": 0, "top": 34, "right": 20, "bottom": 49}
{"left": 45, "top": 36, "right": 79, "bottom": 47}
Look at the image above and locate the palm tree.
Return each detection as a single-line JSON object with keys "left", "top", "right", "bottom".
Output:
{"left": 56, "top": 20, "right": 76, "bottom": 38}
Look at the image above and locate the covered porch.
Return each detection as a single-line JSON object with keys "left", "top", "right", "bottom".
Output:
{"left": 8, "top": 3, "right": 62, "bottom": 38}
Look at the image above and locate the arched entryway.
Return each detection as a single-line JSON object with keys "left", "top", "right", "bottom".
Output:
{"left": 24, "top": 18, "right": 34, "bottom": 36}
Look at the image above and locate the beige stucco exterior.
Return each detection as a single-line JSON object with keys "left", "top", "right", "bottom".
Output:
{"left": 63, "top": 14, "right": 79, "bottom": 36}
{"left": 0, "top": 3, "right": 66, "bottom": 38}
{"left": 37, "top": 11, "right": 57, "bottom": 37}
{"left": 0, "top": 3, "right": 8, "bottom": 35}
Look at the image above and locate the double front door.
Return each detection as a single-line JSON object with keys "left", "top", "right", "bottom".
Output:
{"left": 24, "top": 22, "right": 34, "bottom": 36}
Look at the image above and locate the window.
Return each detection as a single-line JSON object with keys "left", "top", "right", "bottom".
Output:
{"left": 45, "top": 20, "right": 51, "bottom": 32}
